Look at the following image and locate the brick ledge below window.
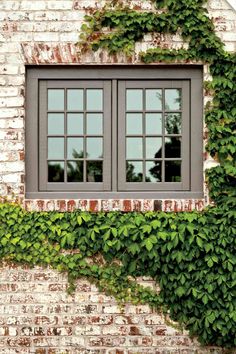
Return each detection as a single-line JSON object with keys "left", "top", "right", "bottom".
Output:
{"left": 23, "top": 199, "right": 205, "bottom": 212}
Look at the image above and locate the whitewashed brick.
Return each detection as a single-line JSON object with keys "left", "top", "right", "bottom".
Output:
{"left": 20, "top": 1, "right": 47, "bottom": 10}
{"left": 0, "top": 88, "right": 18, "bottom": 97}
{"left": 6, "top": 54, "right": 23, "bottom": 64}
{"left": 33, "top": 32, "right": 60, "bottom": 42}
{"left": 0, "top": 43, "right": 20, "bottom": 54}
{"left": 33, "top": 11, "right": 62, "bottom": 21}
{"left": 11, "top": 33, "right": 33, "bottom": 42}
{"left": 0, "top": 161, "right": 24, "bottom": 173}
{"left": 0, "top": 118, "right": 23, "bottom": 129}
{"left": 0, "top": 108, "right": 20, "bottom": 119}
{"left": 209, "top": 0, "right": 231, "bottom": 9}
{"left": 47, "top": 1, "right": 73, "bottom": 10}
{"left": 0, "top": 65, "right": 18, "bottom": 75}
{"left": 0, "top": 77, "right": 6, "bottom": 86}
{"left": 7, "top": 76, "right": 25, "bottom": 86}
{"left": 59, "top": 33, "right": 80, "bottom": 42}
{"left": 0, "top": 1, "right": 20, "bottom": 10}
{"left": 220, "top": 31, "right": 236, "bottom": 41}
{"left": 0, "top": 96, "right": 24, "bottom": 108}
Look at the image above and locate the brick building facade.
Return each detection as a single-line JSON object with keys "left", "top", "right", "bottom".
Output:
{"left": 0, "top": 0, "right": 235, "bottom": 352}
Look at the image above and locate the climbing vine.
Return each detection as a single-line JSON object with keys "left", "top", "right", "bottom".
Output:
{"left": 0, "top": 201, "right": 236, "bottom": 347}
{"left": 79, "top": 0, "right": 236, "bottom": 204}
{"left": 0, "top": 0, "right": 235, "bottom": 349}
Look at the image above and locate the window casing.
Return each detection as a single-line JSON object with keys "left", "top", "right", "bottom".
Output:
{"left": 26, "top": 66, "right": 203, "bottom": 199}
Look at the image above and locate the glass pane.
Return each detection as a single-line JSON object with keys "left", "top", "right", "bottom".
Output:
{"left": 86, "top": 113, "right": 103, "bottom": 135}
{"left": 126, "top": 138, "right": 143, "bottom": 159}
{"left": 165, "top": 89, "right": 181, "bottom": 110}
{"left": 48, "top": 113, "right": 64, "bottom": 135}
{"left": 86, "top": 89, "right": 103, "bottom": 111}
{"left": 146, "top": 89, "right": 162, "bottom": 110}
{"left": 146, "top": 137, "right": 162, "bottom": 158}
{"left": 126, "top": 161, "right": 143, "bottom": 182}
{"left": 48, "top": 138, "right": 64, "bottom": 159}
{"left": 48, "top": 161, "right": 64, "bottom": 182}
{"left": 67, "top": 113, "right": 83, "bottom": 135}
{"left": 67, "top": 138, "right": 84, "bottom": 159}
{"left": 145, "top": 161, "right": 162, "bottom": 182}
{"left": 86, "top": 138, "right": 103, "bottom": 159}
{"left": 87, "top": 161, "right": 103, "bottom": 182}
{"left": 165, "top": 137, "right": 181, "bottom": 158}
{"left": 67, "top": 89, "right": 83, "bottom": 111}
{"left": 126, "top": 90, "right": 143, "bottom": 111}
{"left": 126, "top": 113, "right": 142, "bottom": 135}
{"left": 145, "top": 113, "right": 162, "bottom": 135}
{"left": 67, "top": 161, "right": 83, "bottom": 182}
{"left": 165, "top": 161, "right": 181, "bottom": 182}
{"left": 48, "top": 89, "right": 64, "bottom": 111}
{"left": 165, "top": 113, "right": 181, "bottom": 134}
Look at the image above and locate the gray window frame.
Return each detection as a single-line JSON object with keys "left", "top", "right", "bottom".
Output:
{"left": 118, "top": 80, "right": 190, "bottom": 191}
{"left": 26, "top": 66, "right": 203, "bottom": 199}
{"left": 38, "top": 80, "right": 111, "bottom": 191}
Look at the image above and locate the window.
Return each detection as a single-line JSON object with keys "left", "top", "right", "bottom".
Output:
{"left": 26, "top": 66, "right": 203, "bottom": 199}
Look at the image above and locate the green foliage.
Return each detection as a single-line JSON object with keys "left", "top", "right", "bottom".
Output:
{"left": 79, "top": 0, "right": 236, "bottom": 206}
{"left": 1, "top": 0, "right": 235, "bottom": 350}
{"left": 0, "top": 202, "right": 236, "bottom": 347}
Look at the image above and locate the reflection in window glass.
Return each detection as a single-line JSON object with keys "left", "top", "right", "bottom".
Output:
{"left": 48, "top": 138, "right": 64, "bottom": 159}
{"left": 165, "top": 161, "right": 181, "bottom": 182}
{"left": 67, "top": 161, "right": 83, "bottom": 182}
{"left": 48, "top": 113, "right": 64, "bottom": 135}
{"left": 145, "top": 113, "right": 162, "bottom": 135}
{"left": 165, "top": 137, "right": 181, "bottom": 158}
{"left": 165, "top": 89, "right": 181, "bottom": 110}
{"left": 126, "top": 161, "right": 143, "bottom": 182}
{"left": 126, "top": 138, "right": 143, "bottom": 159}
{"left": 48, "top": 89, "right": 64, "bottom": 111}
{"left": 145, "top": 137, "right": 162, "bottom": 159}
{"left": 67, "top": 113, "right": 83, "bottom": 135}
{"left": 126, "top": 90, "right": 143, "bottom": 111}
{"left": 87, "top": 161, "right": 103, "bottom": 182}
{"left": 165, "top": 113, "right": 181, "bottom": 134}
{"left": 145, "top": 161, "right": 162, "bottom": 182}
{"left": 67, "top": 138, "right": 84, "bottom": 159}
{"left": 48, "top": 161, "right": 64, "bottom": 182}
{"left": 86, "top": 138, "right": 103, "bottom": 159}
{"left": 126, "top": 113, "right": 142, "bottom": 135}
{"left": 146, "top": 89, "right": 162, "bottom": 110}
{"left": 86, "top": 113, "right": 103, "bottom": 135}
{"left": 86, "top": 89, "right": 103, "bottom": 111}
{"left": 67, "top": 89, "right": 83, "bottom": 111}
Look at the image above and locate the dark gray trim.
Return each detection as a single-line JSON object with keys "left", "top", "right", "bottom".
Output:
{"left": 117, "top": 80, "right": 190, "bottom": 191}
{"left": 26, "top": 66, "right": 203, "bottom": 199}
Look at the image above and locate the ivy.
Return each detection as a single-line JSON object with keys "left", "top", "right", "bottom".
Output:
{"left": 0, "top": 0, "right": 236, "bottom": 349}
{"left": 0, "top": 202, "right": 236, "bottom": 348}
{"left": 79, "top": 0, "right": 236, "bottom": 204}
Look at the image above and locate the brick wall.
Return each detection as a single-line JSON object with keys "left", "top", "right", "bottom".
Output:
{"left": 0, "top": 264, "right": 225, "bottom": 354}
{"left": 0, "top": 0, "right": 235, "bottom": 211}
{"left": 0, "top": 1, "right": 235, "bottom": 352}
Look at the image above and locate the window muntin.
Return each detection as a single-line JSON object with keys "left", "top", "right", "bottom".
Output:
{"left": 26, "top": 67, "right": 203, "bottom": 198}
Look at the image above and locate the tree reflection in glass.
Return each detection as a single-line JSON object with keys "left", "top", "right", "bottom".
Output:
{"left": 87, "top": 161, "right": 103, "bottom": 182}
{"left": 48, "top": 161, "right": 64, "bottom": 182}
{"left": 146, "top": 161, "right": 162, "bottom": 182}
{"left": 126, "top": 161, "right": 143, "bottom": 182}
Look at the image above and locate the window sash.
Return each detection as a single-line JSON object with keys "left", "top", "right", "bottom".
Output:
{"left": 39, "top": 80, "right": 112, "bottom": 191}
{"left": 117, "top": 80, "right": 190, "bottom": 191}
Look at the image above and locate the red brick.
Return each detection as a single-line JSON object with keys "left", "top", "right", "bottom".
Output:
{"left": 123, "top": 200, "right": 132, "bottom": 212}
{"left": 89, "top": 200, "right": 99, "bottom": 212}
